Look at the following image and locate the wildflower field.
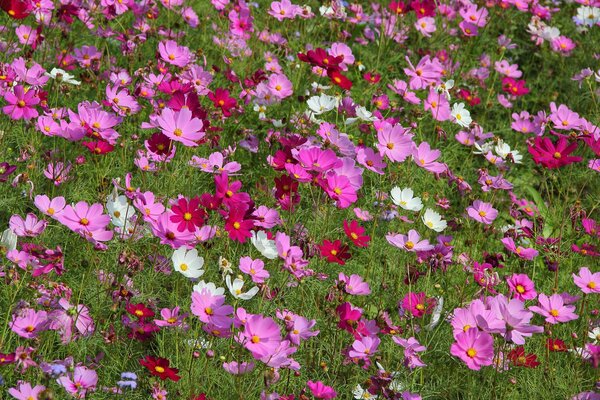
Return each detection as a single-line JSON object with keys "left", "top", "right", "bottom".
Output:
{"left": 0, "top": 0, "right": 599, "bottom": 398}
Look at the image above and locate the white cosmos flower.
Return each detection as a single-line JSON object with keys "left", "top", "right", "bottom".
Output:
{"left": 192, "top": 280, "right": 225, "bottom": 296}
{"left": 226, "top": 275, "right": 259, "bottom": 300}
{"left": 436, "top": 79, "right": 454, "bottom": 99}
{"left": 422, "top": 208, "right": 447, "bottom": 232}
{"left": 106, "top": 195, "right": 135, "bottom": 228}
{"left": 425, "top": 296, "right": 444, "bottom": 331}
{"left": 589, "top": 327, "right": 600, "bottom": 343}
{"left": 451, "top": 102, "right": 472, "bottom": 128}
{"left": 251, "top": 231, "right": 278, "bottom": 259}
{"left": 172, "top": 247, "right": 205, "bottom": 279}
{"left": 541, "top": 26, "right": 560, "bottom": 41}
{"left": 219, "top": 256, "right": 233, "bottom": 277}
{"left": 45, "top": 68, "right": 81, "bottom": 85}
{"left": 575, "top": 6, "right": 600, "bottom": 26}
{"left": 353, "top": 384, "right": 378, "bottom": 399}
{"left": 0, "top": 228, "right": 17, "bottom": 253}
{"left": 472, "top": 141, "right": 494, "bottom": 155}
{"left": 390, "top": 187, "right": 423, "bottom": 212}
{"left": 307, "top": 93, "right": 338, "bottom": 115}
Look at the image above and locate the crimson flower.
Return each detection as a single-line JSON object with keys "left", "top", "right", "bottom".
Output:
{"left": 343, "top": 220, "right": 370, "bottom": 248}
{"left": 298, "top": 48, "right": 343, "bottom": 70}
{"left": 363, "top": 72, "right": 381, "bottom": 84}
{"left": 208, "top": 88, "right": 237, "bottom": 117}
{"left": 327, "top": 69, "right": 353, "bottom": 90}
{"left": 318, "top": 239, "right": 351, "bottom": 265}
{"left": 502, "top": 77, "right": 529, "bottom": 96}
{"left": 139, "top": 356, "right": 181, "bottom": 381}
{"left": 0, "top": 0, "right": 32, "bottom": 19}
{"left": 528, "top": 136, "right": 582, "bottom": 169}
{"left": 389, "top": 0, "right": 409, "bottom": 14}
{"left": 508, "top": 346, "right": 540, "bottom": 368}
{"left": 126, "top": 303, "right": 155, "bottom": 320}
{"left": 82, "top": 140, "right": 114, "bottom": 155}
{"left": 170, "top": 197, "right": 206, "bottom": 232}
{"left": 546, "top": 338, "right": 568, "bottom": 352}
{"left": 224, "top": 205, "right": 255, "bottom": 243}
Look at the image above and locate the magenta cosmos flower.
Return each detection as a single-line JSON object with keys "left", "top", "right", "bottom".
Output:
{"left": 158, "top": 40, "right": 192, "bottom": 67}
{"left": 412, "top": 141, "right": 446, "bottom": 173}
{"left": 572, "top": 267, "right": 600, "bottom": 294}
{"left": 529, "top": 293, "right": 578, "bottom": 324}
{"left": 11, "top": 308, "right": 48, "bottom": 339}
{"left": 156, "top": 108, "right": 205, "bottom": 147}
{"left": 191, "top": 289, "right": 233, "bottom": 327}
{"left": 58, "top": 201, "right": 111, "bottom": 233}
{"left": 306, "top": 381, "right": 337, "bottom": 399}
{"left": 450, "top": 327, "right": 494, "bottom": 370}
{"left": 466, "top": 200, "right": 498, "bottom": 225}
{"left": 386, "top": 230, "right": 434, "bottom": 252}
{"left": 506, "top": 273, "right": 537, "bottom": 300}
{"left": 377, "top": 123, "right": 414, "bottom": 162}
{"left": 3, "top": 85, "right": 40, "bottom": 120}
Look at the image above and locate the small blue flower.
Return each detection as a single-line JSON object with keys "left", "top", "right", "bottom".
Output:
{"left": 120, "top": 372, "right": 138, "bottom": 381}
{"left": 117, "top": 380, "right": 137, "bottom": 390}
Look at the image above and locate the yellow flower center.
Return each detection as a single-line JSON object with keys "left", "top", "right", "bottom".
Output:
{"left": 180, "top": 263, "right": 188, "bottom": 271}
{"left": 467, "top": 348, "right": 477, "bottom": 358}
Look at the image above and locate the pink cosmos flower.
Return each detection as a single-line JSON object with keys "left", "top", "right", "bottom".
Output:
{"left": 348, "top": 336, "right": 380, "bottom": 359}
{"left": 356, "top": 146, "right": 387, "bottom": 174}
{"left": 238, "top": 314, "right": 282, "bottom": 359}
{"left": 223, "top": 361, "right": 255, "bottom": 375}
{"left": 286, "top": 316, "right": 319, "bottom": 345}
{"left": 156, "top": 107, "right": 205, "bottom": 147}
{"left": 424, "top": 89, "right": 451, "bottom": 121}
{"left": 191, "top": 289, "right": 233, "bottom": 328}
{"left": 412, "top": 141, "right": 447, "bottom": 173}
{"left": 549, "top": 102, "right": 582, "bottom": 130}
{"left": 466, "top": 200, "right": 498, "bottom": 225}
{"left": 450, "top": 328, "right": 494, "bottom": 370}
{"left": 11, "top": 308, "right": 48, "bottom": 339}
{"left": 507, "top": 273, "right": 537, "bottom": 301}
{"left": 239, "top": 256, "right": 270, "bottom": 284}
{"left": 404, "top": 55, "right": 443, "bottom": 90}
{"left": 8, "top": 382, "right": 46, "bottom": 400}
{"left": 551, "top": 36, "right": 576, "bottom": 55}
{"left": 154, "top": 306, "right": 188, "bottom": 328}
{"left": 324, "top": 173, "right": 357, "bottom": 209}
{"left": 501, "top": 237, "right": 538, "bottom": 260}
{"left": 48, "top": 299, "right": 95, "bottom": 343}
{"left": 267, "top": 73, "right": 293, "bottom": 99}
{"left": 57, "top": 366, "right": 98, "bottom": 398}
{"left": 3, "top": 85, "right": 39, "bottom": 120}
{"left": 338, "top": 273, "right": 371, "bottom": 295}
{"left": 387, "top": 230, "right": 434, "bottom": 252}
{"left": 59, "top": 201, "right": 111, "bottom": 233}
{"left": 150, "top": 211, "right": 196, "bottom": 248}
{"left": 393, "top": 336, "right": 427, "bottom": 369}
{"left": 268, "top": 0, "right": 299, "bottom": 20}
{"left": 377, "top": 123, "right": 414, "bottom": 162}
{"left": 9, "top": 213, "right": 47, "bottom": 237}
{"left": 158, "top": 40, "right": 192, "bottom": 67}
{"left": 294, "top": 147, "right": 340, "bottom": 172}
{"left": 306, "top": 381, "right": 337, "bottom": 399}
{"left": 572, "top": 267, "right": 600, "bottom": 294}
{"left": 529, "top": 293, "right": 578, "bottom": 324}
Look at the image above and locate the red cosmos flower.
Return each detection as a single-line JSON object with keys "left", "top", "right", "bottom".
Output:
{"left": 502, "top": 77, "right": 530, "bottom": 96}
{"left": 274, "top": 174, "right": 299, "bottom": 199}
{"left": 528, "top": 136, "right": 582, "bottom": 169}
{"left": 327, "top": 69, "right": 353, "bottom": 90}
{"left": 146, "top": 132, "right": 174, "bottom": 157}
{"left": 139, "top": 356, "right": 181, "bottom": 381}
{"left": 318, "top": 239, "right": 351, "bottom": 265}
{"left": 508, "top": 346, "right": 540, "bottom": 368}
{"left": 363, "top": 72, "right": 381, "bottom": 84}
{"left": 208, "top": 88, "right": 237, "bottom": 117}
{"left": 457, "top": 89, "right": 481, "bottom": 106}
{"left": 389, "top": 0, "right": 409, "bottom": 14}
{"left": 82, "top": 140, "right": 114, "bottom": 155}
{"left": 0, "top": 0, "right": 32, "bottom": 19}
{"left": 126, "top": 303, "right": 155, "bottom": 320}
{"left": 298, "top": 48, "right": 343, "bottom": 71}
{"left": 224, "top": 204, "right": 255, "bottom": 243}
{"left": 343, "top": 220, "right": 370, "bottom": 248}
{"left": 0, "top": 352, "right": 16, "bottom": 365}
{"left": 170, "top": 197, "right": 206, "bottom": 232}
{"left": 411, "top": 0, "right": 436, "bottom": 18}
{"left": 546, "top": 338, "right": 568, "bottom": 352}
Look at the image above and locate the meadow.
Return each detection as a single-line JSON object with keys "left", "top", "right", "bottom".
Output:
{"left": 0, "top": 0, "right": 599, "bottom": 398}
